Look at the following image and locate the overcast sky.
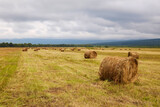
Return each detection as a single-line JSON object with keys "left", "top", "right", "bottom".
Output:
{"left": 0, "top": 0, "right": 160, "bottom": 40}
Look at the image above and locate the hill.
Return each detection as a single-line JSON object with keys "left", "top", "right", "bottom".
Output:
{"left": 0, "top": 38, "right": 113, "bottom": 44}
{"left": 95, "top": 38, "right": 160, "bottom": 47}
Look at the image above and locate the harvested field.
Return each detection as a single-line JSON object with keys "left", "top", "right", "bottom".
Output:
{"left": 0, "top": 47, "right": 160, "bottom": 106}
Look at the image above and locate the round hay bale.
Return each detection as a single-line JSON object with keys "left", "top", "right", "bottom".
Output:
{"left": 71, "top": 48, "right": 75, "bottom": 51}
{"left": 84, "top": 51, "right": 97, "bottom": 59}
{"left": 99, "top": 57, "right": 138, "bottom": 84}
{"left": 22, "top": 48, "right": 28, "bottom": 52}
{"left": 128, "top": 52, "right": 139, "bottom": 59}
{"left": 60, "top": 49, "right": 65, "bottom": 52}
{"left": 34, "top": 48, "right": 39, "bottom": 51}
{"left": 78, "top": 49, "right": 81, "bottom": 51}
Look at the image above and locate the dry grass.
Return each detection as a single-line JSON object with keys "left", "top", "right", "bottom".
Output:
{"left": 0, "top": 48, "right": 21, "bottom": 90}
{"left": 0, "top": 47, "right": 160, "bottom": 106}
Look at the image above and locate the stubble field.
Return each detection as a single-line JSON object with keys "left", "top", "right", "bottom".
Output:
{"left": 0, "top": 47, "right": 160, "bottom": 107}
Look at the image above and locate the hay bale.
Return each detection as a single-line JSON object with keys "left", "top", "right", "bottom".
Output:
{"left": 99, "top": 57, "right": 138, "bottom": 84}
{"left": 84, "top": 51, "right": 97, "bottom": 59}
{"left": 34, "top": 48, "right": 40, "bottom": 51}
{"left": 22, "top": 48, "right": 28, "bottom": 52}
{"left": 77, "top": 49, "right": 81, "bottom": 51}
{"left": 60, "top": 49, "right": 65, "bottom": 52}
{"left": 71, "top": 48, "right": 75, "bottom": 51}
{"left": 36, "top": 48, "right": 40, "bottom": 51}
{"left": 128, "top": 52, "right": 139, "bottom": 59}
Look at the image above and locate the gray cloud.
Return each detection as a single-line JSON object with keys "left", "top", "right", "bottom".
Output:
{"left": 0, "top": 0, "right": 160, "bottom": 40}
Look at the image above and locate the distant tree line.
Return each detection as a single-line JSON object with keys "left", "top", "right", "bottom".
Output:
{"left": 0, "top": 42, "right": 108, "bottom": 48}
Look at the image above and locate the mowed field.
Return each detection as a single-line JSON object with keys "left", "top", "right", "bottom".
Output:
{"left": 0, "top": 47, "right": 160, "bottom": 107}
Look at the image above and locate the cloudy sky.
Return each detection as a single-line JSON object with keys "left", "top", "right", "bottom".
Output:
{"left": 0, "top": 0, "right": 160, "bottom": 40}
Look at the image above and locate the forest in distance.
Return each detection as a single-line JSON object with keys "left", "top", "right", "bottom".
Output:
{"left": 0, "top": 42, "right": 160, "bottom": 48}
{"left": 0, "top": 42, "right": 97, "bottom": 47}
